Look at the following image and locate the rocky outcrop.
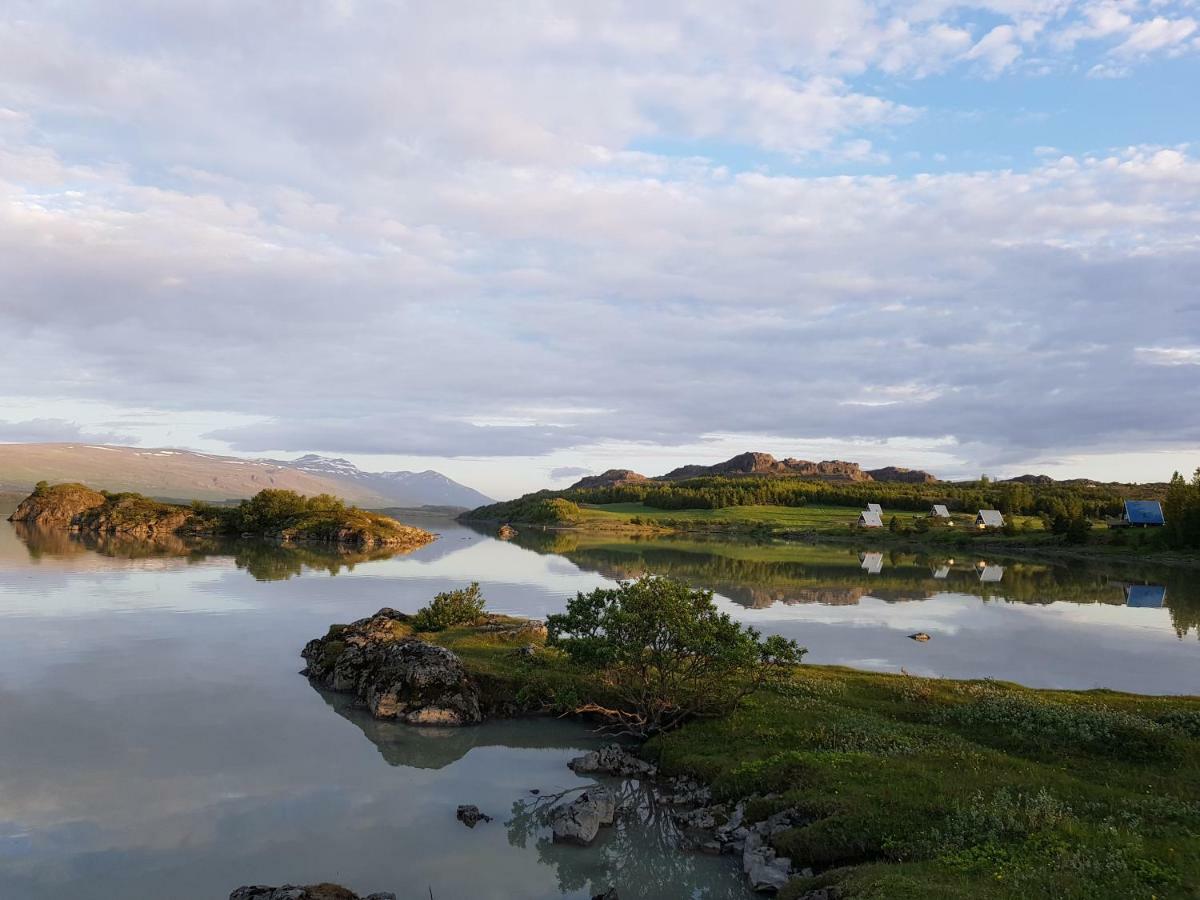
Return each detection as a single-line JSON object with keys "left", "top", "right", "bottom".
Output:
{"left": 865, "top": 466, "right": 938, "bottom": 484}
{"left": 659, "top": 453, "right": 871, "bottom": 483}
{"left": 497, "top": 523, "right": 518, "bottom": 539}
{"left": 230, "top": 885, "right": 395, "bottom": 900}
{"left": 302, "top": 608, "right": 483, "bottom": 726}
{"left": 551, "top": 786, "right": 618, "bottom": 845}
{"left": 8, "top": 483, "right": 106, "bottom": 527}
{"left": 569, "top": 469, "right": 650, "bottom": 490}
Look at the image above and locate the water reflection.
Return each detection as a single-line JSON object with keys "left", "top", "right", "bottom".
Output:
{"left": 319, "top": 684, "right": 750, "bottom": 898}
{"left": 9, "top": 520, "right": 415, "bottom": 582}
{"left": 496, "top": 526, "right": 1200, "bottom": 640}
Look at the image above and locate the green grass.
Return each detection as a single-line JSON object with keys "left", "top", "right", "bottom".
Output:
{"left": 577, "top": 501, "right": 1046, "bottom": 535}
{"left": 418, "top": 623, "right": 1200, "bottom": 899}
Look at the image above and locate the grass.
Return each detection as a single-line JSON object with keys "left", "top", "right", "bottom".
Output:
{"left": 575, "top": 501, "right": 1047, "bottom": 536}
{"left": 412, "top": 622, "right": 1200, "bottom": 899}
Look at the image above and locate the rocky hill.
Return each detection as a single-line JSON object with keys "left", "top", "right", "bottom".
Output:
{"left": 864, "top": 466, "right": 938, "bottom": 484}
{"left": 568, "top": 469, "right": 650, "bottom": 490}
{"left": 0, "top": 444, "right": 491, "bottom": 508}
{"left": 660, "top": 452, "right": 870, "bottom": 481}
{"left": 565, "top": 453, "right": 941, "bottom": 488}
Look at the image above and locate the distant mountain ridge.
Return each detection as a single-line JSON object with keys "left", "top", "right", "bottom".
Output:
{"left": 568, "top": 452, "right": 939, "bottom": 489}
{"left": 276, "top": 454, "right": 494, "bottom": 508}
{"left": 0, "top": 444, "right": 493, "bottom": 509}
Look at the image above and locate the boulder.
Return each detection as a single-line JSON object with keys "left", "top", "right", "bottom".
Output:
{"left": 551, "top": 787, "right": 618, "bottom": 845}
{"left": 302, "top": 609, "right": 483, "bottom": 725}
{"left": 456, "top": 804, "right": 492, "bottom": 827}
{"left": 497, "top": 524, "right": 518, "bottom": 539}
{"left": 908, "top": 632, "right": 931, "bottom": 642}
{"left": 230, "top": 885, "right": 395, "bottom": 900}
{"left": 568, "top": 744, "right": 657, "bottom": 778}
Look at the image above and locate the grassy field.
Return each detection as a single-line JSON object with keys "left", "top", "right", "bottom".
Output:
{"left": 421, "top": 622, "right": 1200, "bottom": 900}
{"left": 576, "top": 501, "right": 1046, "bottom": 533}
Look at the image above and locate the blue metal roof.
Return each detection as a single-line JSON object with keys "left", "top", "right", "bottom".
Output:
{"left": 1126, "top": 585, "right": 1166, "bottom": 608}
{"left": 1124, "top": 500, "right": 1165, "bottom": 525}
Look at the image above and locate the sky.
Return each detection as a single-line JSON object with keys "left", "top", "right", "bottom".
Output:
{"left": 1, "top": 0, "right": 1199, "bottom": 499}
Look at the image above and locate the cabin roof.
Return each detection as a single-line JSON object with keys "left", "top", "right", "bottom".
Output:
{"left": 976, "top": 509, "right": 1004, "bottom": 527}
{"left": 860, "top": 551, "right": 883, "bottom": 573}
{"left": 931, "top": 504, "right": 950, "bottom": 517}
{"left": 859, "top": 510, "right": 883, "bottom": 527}
{"left": 1123, "top": 500, "right": 1165, "bottom": 525}
{"left": 1125, "top": 584, "right": 1166, "bottom": 608}
{"left": 979, "top": 565, "right": 1005, "bottom": 582}
{"left": 866, "top": 503, "right": 883, "bottom": 514}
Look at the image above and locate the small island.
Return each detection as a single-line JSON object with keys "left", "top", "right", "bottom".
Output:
{"left": 8, "top": 482, "right": 436, "bottom": 550}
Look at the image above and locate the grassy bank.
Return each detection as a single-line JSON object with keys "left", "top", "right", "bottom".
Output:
{"left": 418, "top": 622, "right": 1200, "bottom": 899}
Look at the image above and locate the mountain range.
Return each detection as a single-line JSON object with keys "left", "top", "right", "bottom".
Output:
{"left": 0, "top": 444, "right": 493, "bottom": 509}
{"left": 568, "top": 452, "right": 939, "bottom": 488}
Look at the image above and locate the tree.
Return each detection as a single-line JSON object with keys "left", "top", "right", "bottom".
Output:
{"left": 546, "top": 576, "right": 805, "bottom": 737}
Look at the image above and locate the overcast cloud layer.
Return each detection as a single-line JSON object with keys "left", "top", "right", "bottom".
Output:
{"left": 1, "top": 1, "right": 1199, "bottom": 495}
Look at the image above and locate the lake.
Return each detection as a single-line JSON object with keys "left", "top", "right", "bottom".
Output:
{"left": 0, "top": 507, "right": 1196, "bottom": 899}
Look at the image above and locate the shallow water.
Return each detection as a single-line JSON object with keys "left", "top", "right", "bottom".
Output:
{"left": 0, "top": 509, "right": 1196, "bottom": 899}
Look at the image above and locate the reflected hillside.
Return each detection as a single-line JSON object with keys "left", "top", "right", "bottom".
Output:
{"left": 10, "top": 521, "right": 413, "bottom": 581}
{"left": 503, "top": 528, "right": 1200, "bottom": 639}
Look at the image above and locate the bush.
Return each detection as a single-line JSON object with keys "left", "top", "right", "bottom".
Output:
{"left": 547, "top": 575, "right": 805, "bottom": 735}
{"left": 412, "top": 582, "right": 487, "bottom": 631}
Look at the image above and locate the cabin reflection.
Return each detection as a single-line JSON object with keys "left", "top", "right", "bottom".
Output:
{"left": 859, "top": 551, "right": 884, "bottom": 574}
{"left": 1124, "top": 584, "right": 1166, "bottom": 609}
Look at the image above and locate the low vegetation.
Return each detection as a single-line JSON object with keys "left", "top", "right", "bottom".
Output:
{"left": 411, "top": 582, "right": 487, "bottom": 631}
{"left": 400, "top": 577, "right": 1200, "bottom": 899}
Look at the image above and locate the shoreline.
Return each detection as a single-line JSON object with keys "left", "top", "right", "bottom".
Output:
{"left": 301, "top": 607, "right": 1200, "bottom": 899}
{"left": 462, "top": 515, "right": 1200, "bottom": 569}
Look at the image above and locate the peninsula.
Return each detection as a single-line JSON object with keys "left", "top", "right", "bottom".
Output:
{"left": 8, "top": 482, "right": 436, "bottom": 550}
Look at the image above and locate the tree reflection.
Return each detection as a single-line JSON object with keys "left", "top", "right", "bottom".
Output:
{"left": 505, "top": 779, "right": 749, "bottom": 899}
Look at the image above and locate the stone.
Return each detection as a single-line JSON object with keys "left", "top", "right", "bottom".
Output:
{"left": 592, "top": 890, "right": 620, "bottom": 900}
{"left": 456, "top": 804, "right": 493, "bottom": 827}
{"left": 908, "top": 632, "right": 931, "bottom": 641}
{"left": 302, "top": 609, "right": 483, "bottom": 725}
{"left": 568, "top": 744, "right": 657, "bottom": 778}
{"left": 551, "top": 787, "right": 618, "bottom": 845}
{"left": 497, "top": 524, "right": 519, "bottom": 539}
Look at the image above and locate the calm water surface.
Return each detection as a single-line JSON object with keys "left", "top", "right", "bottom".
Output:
{"left": 0, "top": 507, "right": 1196, "bottom": 899}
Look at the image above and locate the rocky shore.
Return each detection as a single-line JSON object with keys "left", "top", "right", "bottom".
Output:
{"left": 300, "top": 611, "right": 817, "bottom": 895}
{"left": 230, "top": 885, "right": 394, "bottom": 900}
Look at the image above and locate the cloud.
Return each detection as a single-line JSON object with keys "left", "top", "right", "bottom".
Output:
{"left": 1112, "top": 16, "right": 1197, "bottom": 56}
{"left": 0, "top": 3, "right": 1199, "bottom": 486}
{"left": 550, "top": 466, "right": 593, "bottom": 481}
{"left": 964, "top": 25, "right": 1024, "bottom": 74}
{"left": 0, "top": 419, "right": 136, "bottom": 444}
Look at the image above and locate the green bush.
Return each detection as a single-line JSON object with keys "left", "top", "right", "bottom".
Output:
{"left": 412, "top": 582, "right": 487, "bottom": 631}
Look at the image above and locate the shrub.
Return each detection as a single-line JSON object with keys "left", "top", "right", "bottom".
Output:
{"left": 547, "top": 575, "right": 805, "bottom": 735}
{"left": 412, "top": 582, "right": 487, "bottom": 631}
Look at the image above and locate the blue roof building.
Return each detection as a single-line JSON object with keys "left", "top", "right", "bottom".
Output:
{"left": 1123, "top": 500, "right": 1165, "bottom": 526}
{"left": 1125, "top": 585, "right": 1166, "bottom": 608}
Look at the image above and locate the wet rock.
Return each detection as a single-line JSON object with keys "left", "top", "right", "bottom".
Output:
{"left": 568, "top": 744, "right": 657, "bottom": 778}
{"left": 456, "top": 804, "right": 492, "bottom": 827}
{"left": 908, "top": 632, "right": 931, "bottom": 642}
{"left": 230, "top": 885, "right": 395, "bottom": 900}
{"left": 551, "top": 787, "right": 618, "bottom": 845}
{"left": 302, "top": 609, "right": 482, "bottom": 725}
{"left": 592, "top": 890, "right": 620, "bottom": 900}
{"left": 497, "top": 524, "right": 518, "bottom": 539}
